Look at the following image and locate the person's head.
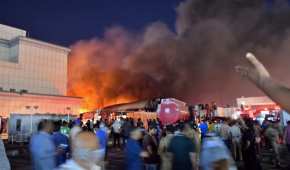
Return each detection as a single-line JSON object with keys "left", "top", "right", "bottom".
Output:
{"left": 72, "top": 131, "right": 104, "bottom": 169}
{"left": 130, "top": 128, "right": 142, "bottom": 140}
{"left": 179, "top": 122, "right": 191, "bottom": 134}
{"left": 166, "top": 125, "right": 174, "bottom": 133}
{"left": 53, "top": 121, "right": 61, "bottom": 132}
{"left": 148, "top": 126, "right": 157, "bottom": 135}
{"left": 38, "top": 119, "right": 54, "bottom": 134}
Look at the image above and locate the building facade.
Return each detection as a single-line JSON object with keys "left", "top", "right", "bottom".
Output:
{"left": 0, "top": 24, "right": 82, "bottom": 119}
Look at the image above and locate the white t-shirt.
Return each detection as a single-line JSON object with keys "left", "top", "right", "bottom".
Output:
{"left": 57, "top": 160, "right": 101, "bottom": 170}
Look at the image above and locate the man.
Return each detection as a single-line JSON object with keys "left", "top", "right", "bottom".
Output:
{"left": 220, "top": 120, "right": 231, "bottom": 149}
{"left": 236, "top": 52, "right": 290, "bottom": 113}
{"left": 158, "top": 125, "right": 174, "bottom": 170}
{"left": 60, "top": 121, "right": 70, "bottom": 137}
{"left": 122, "top": 118, "right": 133, "bottom": 146}
{"left": 95, "top": 122, "right": 108, "bottom": 151}
{"left": 143, "top": 126, "right": 159, "bottom": 170}
{"left": 30, "top": 120, "right": 57, "bottom": 170}
{"left": 229, "top": 120, "right": 242, "bottom": 161}
{"left": 265, "top": 121, "right": 281, "bottom": 166}
{"left": 125, "top": 128, "right": 148, "bottom": 170}
{"left": 0, "top": 137, "right": 10, "bottom": 170}
{"left": 112, "top": 118, "right": 122, "bottom": 148}
{"left": 52, "top": 121, "right": 69, "bottom": 166}
{"left": 58, "top": 131, "right": 103, "bottom": 170}
{"left": 168, "top": 122, "right": 197, "bottom": 170}
{"left": 199, "top": 119, "right": 208, "bottom": 139}
{"left": 284, "top": 120, "right": 290, "bottom": 152}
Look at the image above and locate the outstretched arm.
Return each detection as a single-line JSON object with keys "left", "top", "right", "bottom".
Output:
{"left": 236, "top": 52, "right": 290, "bottom": 113}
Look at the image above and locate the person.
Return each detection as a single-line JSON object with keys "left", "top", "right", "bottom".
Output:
{"left": 208, "top": 121, "right": 214, "bottom": 133}
{"left": 125, "top": 128, "right": 148, "bottom": 170}
{"left": 254, "top": 121, "right": 262, "bottom": 156}
{"left": 58, "top": 131, "right": 104, "bottom": 170}
{"left": 60, "top": 121, "right": 70, "bottom": 137}
{"left": 220, "top": 120, "right": 231, "bottom": 149}
{"left": 284, "top": 120, "right": 290, "bottom": 152}
{"left": 74, "top": 115, "right": 83, "bottom": 127}
{"left": 214, "top": 120, "right": 222, "bottom": 135}
{"left": 122, "top": 118, "right": 133, "bottom": 146}
{"left": 137, "top": 118, "right": 144, "bottom": 128}
{"left": 52, "top": 121, "right": 70, "bottom": 166}
{"left": 199, "top": 119, "right": 208, "bottom": 139}
{"left": 241, "top": 119, "right": 262, "bottom": 170}
{"left": 229, "top": 120, "right": 242, "bottom": 161}
{"left": 112, "top": 118, "right": 122, "bottom": 148}
{"left": 0, "top": 138, "right": 10, "bottom": 170}
{"left": 200, "top": 133, "right": 237, "bottom": 170}
{"left": 265, "top": 121, "right": 281, "bottom": 167}
{"left": 158, "top": 125, "right": 174, "bottom": 170}
{"left": 95, "top": 122, "right": 108, "bottom": 151}
{"left": 30, "top": 120, "right": 58, "bottom": 170}
{"left": 236, "top": 52, "right": 290, "bottom": 114}
{"left": 168, "top": 122, "right": 197, "bottom": 170}
{"left": 85, "top": 120, "right": 92, "bottom": 131}
{"left": 143, "top": 126, "right": 159, "bottom": 170}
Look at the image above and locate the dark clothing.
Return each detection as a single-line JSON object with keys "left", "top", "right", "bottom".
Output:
{"left": 52, "top": 132, "right": 69, "bottom": 166}
{"left": 168, "top": 134, "right": 196, "bottom": 170}
{"left": 143, "top": 134, "right": 159, "bottom": 164}
{"left": 113, "top": 132, "right": 121, "bottom": 148}
{"left": 242, "top": 129, "right": 262, "bottom": 170}
{"left": 125, "top": 139, "right": 143, "bottom": 170}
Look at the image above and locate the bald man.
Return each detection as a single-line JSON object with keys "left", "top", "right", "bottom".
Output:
{"left": 236, "top": 52, "right": 290, "bottom": 113}
{"left": 58, "top": 131, "right": 104, "bottom": 170}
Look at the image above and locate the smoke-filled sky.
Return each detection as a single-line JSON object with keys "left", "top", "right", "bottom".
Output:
{"left": 2, "top": 0, "right": 290, "bottom": 109}
{"left": 68, "top": 0, "right": 290, "bottom": 109}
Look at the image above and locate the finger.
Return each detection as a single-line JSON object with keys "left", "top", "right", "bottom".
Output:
{"left": 245, "top": 52, "right": 270, "bottom": 77}
{"left": 246, "top": 52, "right": 263, "bottom": 68}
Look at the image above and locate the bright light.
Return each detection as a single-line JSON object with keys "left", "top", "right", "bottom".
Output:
{"left": 79, "top": 108, "right": 89, "bottom": 113}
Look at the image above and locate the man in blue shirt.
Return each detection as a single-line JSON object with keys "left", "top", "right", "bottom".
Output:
{"left": 52, "top": 121, "right": 69, "bottom": 166}
{"left": 125, "top": 128, "right": 148, "bottom": 170}
{"left": 199, "top": 120, "right": 208, "bottom": 139}
{"left": 95, "top": 123, "right": 108, "bottom": 150}
{"left": 30, "top": 120, "right": 56, "bottom": 170}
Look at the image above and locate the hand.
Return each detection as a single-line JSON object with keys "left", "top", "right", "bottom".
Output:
{"left": 235, "top": 52, "right": 271, "bottom": 87}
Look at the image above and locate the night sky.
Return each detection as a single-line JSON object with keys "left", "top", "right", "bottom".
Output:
{"left": 0, "top": 0, "right": 183, "bottom": 47}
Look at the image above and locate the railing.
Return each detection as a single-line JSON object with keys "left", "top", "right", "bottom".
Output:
{"left": 9, "top": 133, "right": 30, "bottom": 144}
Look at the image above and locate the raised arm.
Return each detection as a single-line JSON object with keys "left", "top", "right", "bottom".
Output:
{"left": 236, "top": 52, "right": 290, "bottom": 113}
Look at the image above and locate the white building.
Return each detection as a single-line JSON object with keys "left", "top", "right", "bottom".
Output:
{"left": 0, "top": 24, "right": 82, "bottom": 118}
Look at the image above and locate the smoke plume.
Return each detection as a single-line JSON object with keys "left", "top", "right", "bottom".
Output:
{"left": 68, "top": 0, "right": 290, "bottom": 110}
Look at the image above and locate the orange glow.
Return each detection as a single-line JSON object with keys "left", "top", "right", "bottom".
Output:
{"left": 67, "top": 38, "right": 159, "bottom": 112}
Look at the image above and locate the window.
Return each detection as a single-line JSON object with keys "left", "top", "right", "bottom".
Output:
{"left": 16, "top": 119, "right": 21, "bottom": 132}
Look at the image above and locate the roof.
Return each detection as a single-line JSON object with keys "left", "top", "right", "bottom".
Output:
{"left": 101, "top": 100, "right": 150, "bottom": 112}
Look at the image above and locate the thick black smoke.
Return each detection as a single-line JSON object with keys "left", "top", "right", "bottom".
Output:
{"left": 68, "top": 0, "right": 290, "bottom": 109}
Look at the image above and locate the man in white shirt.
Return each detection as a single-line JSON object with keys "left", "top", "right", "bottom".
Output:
{"left": 229, "top": 121, "right": 242, "bottom": 161}
{"left": 220, "top": 121, "right": 231, "bottom": 149}
{"left": 58, "top": 131, "right": 103, "bottom": 170}
{"left": 112, "top": 119, "right": 122, "bottom": 148}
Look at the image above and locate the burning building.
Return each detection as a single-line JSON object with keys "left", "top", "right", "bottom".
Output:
{"left": 0, "top": 24, "right": 81, "bottom": 137}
